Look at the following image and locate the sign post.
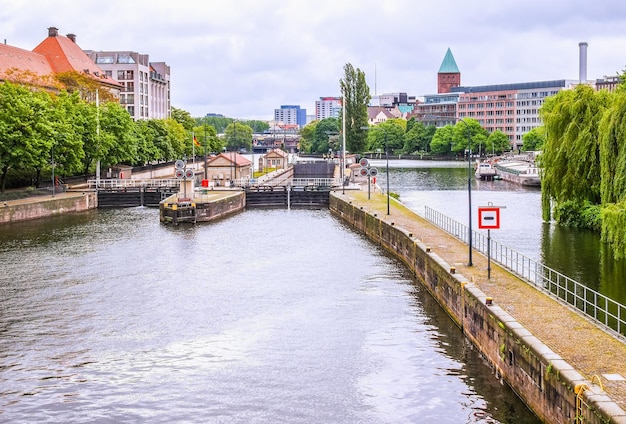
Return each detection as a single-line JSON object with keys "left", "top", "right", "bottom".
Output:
{"left": 478, "top": 205, "right": 503, "bottom": 279}
{"left": 358, "top": 158, "right": 377, "bottom": 200}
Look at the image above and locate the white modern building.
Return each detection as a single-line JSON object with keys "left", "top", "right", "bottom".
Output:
{"left": 85, "top": 50, "right": 170, "bottom": 120}
{"left": 315, "top": 97, "right": 342, "bottom": 120}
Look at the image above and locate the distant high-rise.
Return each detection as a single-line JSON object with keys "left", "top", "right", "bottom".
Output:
{"left": 315, "top": 97, "right": 342, "bottom": 120}
{"left": 274, "top": 105, "right": 306, "bottom": 128}
{"left": 437, "top": 48, "right": 461, "bottom": 94}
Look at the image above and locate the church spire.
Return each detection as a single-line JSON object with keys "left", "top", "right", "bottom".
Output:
{"left": 438, "top": 48, "right": 459, "bottom": 73}
{"left": 437, "top": 48, "right": 461, "bottom": 94}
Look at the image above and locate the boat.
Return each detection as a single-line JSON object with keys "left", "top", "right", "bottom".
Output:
{"left": 475, "top": 161, "right": 498, "bottom": 181}
{"left": 493, "top": 159, "right": 541, "bottom": 186}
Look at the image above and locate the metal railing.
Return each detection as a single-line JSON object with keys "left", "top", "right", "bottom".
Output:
{"left": 425, "top": 206, "right": 626, "bottom": 337}
{"left": 239, "top": 177, "right": 340, "bottom": 188}
{"left": 87, "top": 179, "right": 180, "bottom": 189}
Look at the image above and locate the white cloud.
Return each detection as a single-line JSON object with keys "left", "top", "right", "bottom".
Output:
{"left": 2, "top": 0, "right": 626, "bottom": 120}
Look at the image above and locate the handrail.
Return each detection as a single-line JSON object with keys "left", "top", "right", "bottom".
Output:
{"left": 87, "top": 179, "right": 180, "bottom": 189}
{"left": 424, "top": 206, "right": 625, "bottom": 338}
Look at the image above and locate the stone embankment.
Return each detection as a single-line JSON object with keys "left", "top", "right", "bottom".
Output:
{"left": 0, "top": 191, "right": 97, "bottom": 225}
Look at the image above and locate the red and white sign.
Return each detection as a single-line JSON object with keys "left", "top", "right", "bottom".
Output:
{"left": 478, "top": 207, "right": 500, "bottom": 229}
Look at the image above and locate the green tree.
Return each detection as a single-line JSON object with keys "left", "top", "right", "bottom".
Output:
{"left": 298, "top": 120, "right": 317, "bottom": 153}
{"left": 430, "top": 125, "right": 455, "bottom": 155}
{"left": 171, "top": 107, "right": 195, "bottom": 132}
{"left": 521, "top": 127, "right": 545, "bottom": 152}
{"left": 366, "top": 121, "right": 404, "bottom": 154}
{"left": 539, "top": 84, "right": 610, "bottom": 221}
{"left": 134, "top": 120, "right": 161, "bottom": 165}
{"left": 224, "top": 121, "right": 253, "bottom": 151}
{"left": 48, "top": 91, "right": 86, "bottom": 177}
{"left": 98, "top": 101, "right": 137, "bottom": 167}
{"left": 193, "top": 124, "right": 220, "bottom": 155}
{"left": 451, "top": 119, "right": 488, "bottom": 154}
{"left": 311, "top": 118, "right": 340, "bottom": 154}
{"left": 486, "top": 130, "right": 510, "bottom": 155}
{"left": 339, "top": 63, "right": 371, "bottom": 153}
{"left": 0, "top": 82, "right": 53, "bottom": 191}
{"left": 163, "top": 118, "right": 188, "bottom": 159}
{"left": 403, "top": 119, "right": 435, "bottom": 154}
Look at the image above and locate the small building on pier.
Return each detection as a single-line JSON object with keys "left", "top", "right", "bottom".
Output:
{"left": 206, "top": 152, "right": 252, "bottom": 186}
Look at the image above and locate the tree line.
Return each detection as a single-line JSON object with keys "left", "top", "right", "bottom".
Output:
{"left": 0, "top": 78, "right": 263, "bottom": 192}
{"left": 298, "top": 115, "right": 515, "bottom": 157}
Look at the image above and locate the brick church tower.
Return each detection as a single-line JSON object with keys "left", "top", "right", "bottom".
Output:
{"left": 437, "top": 48, "right": 461, "bottom": 93}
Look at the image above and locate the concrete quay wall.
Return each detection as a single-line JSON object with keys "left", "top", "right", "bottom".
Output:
{"left": 330, "top": 194, "right": 625, "bottom": 424}
{"left": 159, "top": 191, "right": 245, "bottom": 224}
{"left": 0, "top": 192, "right": 97, "bottom": 225}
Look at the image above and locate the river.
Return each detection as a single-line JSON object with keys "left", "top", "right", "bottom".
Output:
{"left": 0, "top": 199, "right": 540, "bottom": 422}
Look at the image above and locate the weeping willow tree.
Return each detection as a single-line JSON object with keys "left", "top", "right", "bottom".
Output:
{"left": 598, "top": 85, "right": 626, "bottom": 257}
{"left": 539, "top": 84, "right": 611, "bottom": 222}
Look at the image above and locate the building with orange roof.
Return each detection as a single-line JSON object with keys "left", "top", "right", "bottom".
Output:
{"left": 205, "top": 152, "right": 252, "bottom": 185}
{"left": 0, "top": 26, "right": 121, "bottom": 96}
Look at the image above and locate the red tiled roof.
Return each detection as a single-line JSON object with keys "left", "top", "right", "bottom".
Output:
{"left": 32, "top": 30, "right": 121, "bottom": 89}
{"left": 207, "top": 152, "right": 252, "bottom": 167}
{"left": 0, "top": 43, "right": 54, "bottom": 82}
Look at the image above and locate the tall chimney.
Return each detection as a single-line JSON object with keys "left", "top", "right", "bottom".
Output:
{"left": 48, "top": 27, "right": 59, "bottom": 37}
{"left": 66, "top": 33, "right": 76, "bottom": 43}
{"left": 579, "top": 42, "right": 588, "bottom": 83}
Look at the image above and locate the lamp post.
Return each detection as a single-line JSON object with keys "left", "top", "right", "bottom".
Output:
{"left": 51, "top": 143, "right": 55, "bottom": 197}
{"left": 425, "top": 115, "right": 473, "bottom": 266}
{"left": 204, "top": 115, "right": 208, "bottom": 180}
{"left": 341, "top": 88, "right": 346, "bottom": 195}
{"left": 384, "top": 130, "right": 390, "bottom": 215}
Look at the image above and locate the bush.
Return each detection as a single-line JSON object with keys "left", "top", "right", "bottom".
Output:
{"left": 553, "top": 200, "right": 601, "bottom": 231}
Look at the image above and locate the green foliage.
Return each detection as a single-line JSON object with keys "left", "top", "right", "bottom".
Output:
{"left": 193, "top": 123, "right": 220, "bottom": 154}
{"left": 224, "top": 122, "right": 253, "bottom": 151}
{"left": 487, "top": 130, "right": 510, "bottom": 155}
{"left": 521, "top": 126, "right": 545, "bottom": 152}
{"left": 451, "top": 119, "right": 488, "bottom": 154}
{"left": 171, "top": 107, "right": 195, "bottom": 131}
{"left": 366, "top": 121, "right": 404, "bottom": 153}
{"left": 601, "top": 201, "right": 626, "bottom": 259}
{"left": 403, "top": 119, "right": 435, "bottom": 154}
{"left": 430, "top": 126, "right": 455, "bottom": 155}
{"left": 340, "top": 63, "right": 370, "bottom": 153}
{"left": 539, "top": 84, "right": 609, "bottom": 219}
{"left": 0, "top": 80, "right": 206, "bottom": 192}
{"left": 309, "top": 118, "right": 340, "bottom": 154}
{"left": 553, "top": 200, "right": 602, "bottom": 231}
{"left": 298, "top": 121, "right": 316, "bottom": 153}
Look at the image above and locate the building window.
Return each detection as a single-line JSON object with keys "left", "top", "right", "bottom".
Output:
{"left": 117, "top": 70, "right": 134, "bottom": 80}
{"left": 96, "top": 56, "right": 114, "bottom": 64}
{"left": 127, "top": 106, "right": 135, "bottom": 116}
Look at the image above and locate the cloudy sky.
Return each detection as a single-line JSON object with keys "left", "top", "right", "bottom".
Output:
{"left": 2, "top": 0, "right": 626, "bottom": 120}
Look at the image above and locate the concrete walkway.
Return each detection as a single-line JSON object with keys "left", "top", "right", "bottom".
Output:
{"left": 336, "top": 187, "right": 626, "bottom": 413}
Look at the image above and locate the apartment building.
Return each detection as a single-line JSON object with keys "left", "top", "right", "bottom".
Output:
{"left": 274, "top": 105, "right": 306, "bottom": 128}
{"left": 85, "top": 50, "right": 170, "bottom": 120}
{"left": 315, "top": 97, "right": 342, "bottom": 120}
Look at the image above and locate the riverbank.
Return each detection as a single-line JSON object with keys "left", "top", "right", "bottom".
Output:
{"left": 330, "top": 188, "right": 626, "bottom": 423}
{"left": 0, "top": 191, "right": 97, "bottom": 225}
